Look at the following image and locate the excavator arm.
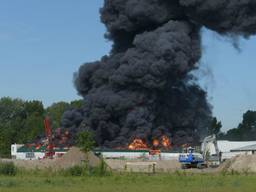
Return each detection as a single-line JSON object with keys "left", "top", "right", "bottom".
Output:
{"left": 43, "top": 117, "right": 55, "bottom": 159}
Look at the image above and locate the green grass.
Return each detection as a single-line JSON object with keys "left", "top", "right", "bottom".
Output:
{"left": 1, "top": 173, "right": 256, "bottom": 192}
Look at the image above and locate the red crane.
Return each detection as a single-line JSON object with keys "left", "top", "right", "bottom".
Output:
{"left": 44, "top": 117, "right": 55, "bottom": 159}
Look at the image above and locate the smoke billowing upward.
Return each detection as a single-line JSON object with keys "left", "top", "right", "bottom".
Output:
{"left": 180, "top": 0, "right": 256, "bottom": 36}
{"left": 62, "top": 0, "right": 256, "bottom": 148}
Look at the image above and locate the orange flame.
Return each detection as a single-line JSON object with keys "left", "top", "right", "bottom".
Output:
{"left": 127, "top": 135, "right": 172, "bottom": 150}
{"left": 161, "top": 135, "right": 171, "bottom": 149}
{"left": 153, "top": 139, "right": 160, "bottom": 147}
{"left": 128, "top": 139, "right": 148, "bottom": 150}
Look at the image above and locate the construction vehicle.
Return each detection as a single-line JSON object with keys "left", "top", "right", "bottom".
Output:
{"left": 179, "top": 134, "right": 220, "bottom": 169}
{"left": 43, "top": 117, "right": 55, "bottom": 159}
{"left": 179, "top": 147, "right": 207, "bottom": 169}
{"left": 201, "top": 134, "right": 220, "bottom": 167}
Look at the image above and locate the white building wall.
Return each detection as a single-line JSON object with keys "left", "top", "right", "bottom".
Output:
{"left": 218, "top": 141, "right": 256, "bottom": 153}
{"left": 101, "top": 151, "right": 180, "bottom": 160}
{"left": 54, "top": 151, "right": 67, "bottom": 158}
{"left": 11, "top": 144, "right": 23, "bottom": 159}
{"left": 221, "top": 151, "right": 251, "bottom": 160}
{"left": 12, "top": 144, "right": 45, "bottom": 160}
{"left": 11, "top": 144, "right": 67, "bottom": 160}
{"left": 206, "top": 140, "right": 256, "bottom": 161}
{"left": 101, "top": 151, "right": 150, "bottom": 159}
{"left": 15, "top": 152, "right": 26, "bottom": 160}
{"left": 207, "top": 140, "right": 256, "bottom": 154}
{"left": 160, "top": 153, "right": 180, "bottom": 160}
{"left": 34, "top": 152, "right": 45, "bottom": 160}
{"left": 15, "top": 152, "right": 45, "bottom": 160}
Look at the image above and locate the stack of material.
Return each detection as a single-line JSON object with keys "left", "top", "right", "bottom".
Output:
{"left": 105, "top": 159, "right": 180, "bottom": 173}
{"left": 219, "top": 154, "right": 256, "bottom": 172}
{"left": 124, "top": 162, "right": 157, "bottom": 173}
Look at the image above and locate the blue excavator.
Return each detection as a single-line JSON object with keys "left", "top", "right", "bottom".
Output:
{"left": 179, "top": 147, "right": 206, "bottom": 169}
{"left": 179, "top": 135, "right": 220, "bottom": 169}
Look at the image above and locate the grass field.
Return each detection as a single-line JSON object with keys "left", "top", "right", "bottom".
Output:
{"left": 1, "top": 173, "right": 256, "bottom": 192}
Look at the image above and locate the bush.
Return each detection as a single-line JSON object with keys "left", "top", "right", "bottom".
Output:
{"left": 0, "top": 162, "right": 17, "bottom": 176}
{"left": 65, "top": 166, "right": 85, "bottom": 176}
{"left": 63, "top": 159, "right": 110, "bottom": 177}
{"left": 91, "top": 158, "right": 110, "bottom": 176}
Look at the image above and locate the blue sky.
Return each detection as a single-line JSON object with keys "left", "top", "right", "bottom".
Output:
{"left": 0, "top": 0, "right": 256, "bottom": 131}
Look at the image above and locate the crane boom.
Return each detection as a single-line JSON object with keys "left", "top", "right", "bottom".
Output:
{"left": 43, "top": 117, "right": 55, "bottom": 159}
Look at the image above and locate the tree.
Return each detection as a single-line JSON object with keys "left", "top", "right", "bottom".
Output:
{"left": 70, "top": 100, "right": 83, "bottom": 109}
{"left": 24, "top": 100, "right": 44, "bottom": 116}
{"left": 221, "top": 110, "right": 256, "bottom": 141}
{"left": 46, "top": 100, "right": 83, "bottom": 129}
{"left": 77, "top": 131, "right": 95, "bottom": 154}
{"left": 76, "top": 131, "right": 95, "bottom": 167}
{"left": 46, "top": 102, "right": 70, "bottom": 129}
{"left": 208, "top": 117, "right": 222, "bottom": 136}
{"left": 239, "top": 111, "right": 256, "bottom": 140}
{"left": 0, "top": 97, "right": 26, "bottom": 157}
{"left": 224, "top": 128, "right": 241, "bottom": 141}
{"left": 0, "top": 97, "right": 84, "bottom": 157}
{"left": 0, "top": 97, "right": 45, "bottom": 157}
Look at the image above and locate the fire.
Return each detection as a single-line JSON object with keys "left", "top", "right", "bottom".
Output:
{"left": 153, "top": 139, "right": 160, "bottom": 147}
{"left": 128, "top": 139, "right": 148, "bottom": 150}
{"left": 161, "top": 135, "right": 171, "bottom": 149}
{"left": 128, "top": 135, "right": 172, "bottom": 150}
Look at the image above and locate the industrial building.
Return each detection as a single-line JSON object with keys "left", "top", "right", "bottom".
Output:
{"left": 94, "top": 139, "right": 256, "bottom": 162}
{"left": 11, "top": 144, "right": 69, "bottom": 160}
{"left": 203, "top": 140, "right": 256, "bottom": 161}
{"left": 12, "top": 138, "right": 256, "bottom": 161}
{"left": 94, "top": 149, "right": 180, "bottom": 160}
{"left": 231, "top": 144, "right": 256, "bottom": 154}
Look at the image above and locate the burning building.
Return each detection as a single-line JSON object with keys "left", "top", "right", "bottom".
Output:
{"left": 62, "top": 0, "right": 256, "bottom": 150}
{"left": 11, "top": 118, "right": 71, "bottom": 160}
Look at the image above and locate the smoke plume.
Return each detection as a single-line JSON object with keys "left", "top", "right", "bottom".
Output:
{"left": 62, "top": 0, "right": 256, "bottom": 148}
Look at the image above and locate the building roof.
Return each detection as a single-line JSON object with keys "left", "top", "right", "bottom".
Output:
{"left": 231, "top": 144, "right": 256, "bottom": 152}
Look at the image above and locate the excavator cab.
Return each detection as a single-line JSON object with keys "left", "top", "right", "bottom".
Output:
{"left": 179, "top": 146, "right": 206, "bottom": 169}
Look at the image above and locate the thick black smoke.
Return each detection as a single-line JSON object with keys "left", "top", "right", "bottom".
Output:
{"left": 62, "top": 0, "right": 256, "bottom": 148}
{"left": 180, "top": 0, "right": 256, "bottom": 36}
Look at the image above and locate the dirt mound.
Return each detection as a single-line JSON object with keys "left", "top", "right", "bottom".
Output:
{"left": 219, "top": 154, "right": 256, "bottom": 172}
{"left": 53, "top": 147, "right": 100, "bottom": 169}
{"left": 6, "top": 147, "right": 100, "bottom": 170}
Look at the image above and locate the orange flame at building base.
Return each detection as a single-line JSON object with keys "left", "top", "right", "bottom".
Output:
{"left": 128, "top": 139, "right": 148, "bottom": 150}
{"left": 128, "top": 135, "right": 172, "bottom": 150}
{"left": 161, "top": 135, "right": 171, "bottom": 149}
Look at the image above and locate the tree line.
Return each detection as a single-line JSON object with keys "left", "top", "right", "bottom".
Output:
{"left": 209, "top": 111, "right": 256, "bottom": 141}
{"left": 0, "top": 97, "right": 82, "bottom": 157}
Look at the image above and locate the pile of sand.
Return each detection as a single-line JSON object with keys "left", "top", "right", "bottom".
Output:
{"left": 219, "top": 154, "right": 256, "bottom": 172}
{"left": 4, "top": 147, "right": 100, "bottom": 170}
{"left": 53, "top": 147, "right": 100, "bottom": 169}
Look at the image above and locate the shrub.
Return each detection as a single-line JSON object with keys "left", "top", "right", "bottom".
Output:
{"left": 0, "top": 162, "right": 17, "bottom": 176}
{"left": 91, "top": 158, "right": 110, "bottom": 176}
{"left": 65, "top": 166, "right": 85, "bottom": 176}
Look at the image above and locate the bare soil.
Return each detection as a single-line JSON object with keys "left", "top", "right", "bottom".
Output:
{"left": 3, "top": 149, "right": 256, "bottom": 173}
{"left": 218, "top": 154, "right": 256, "bottom": 173}
{"left": 1, "top": 147, "right": 100, "bottom": 170}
